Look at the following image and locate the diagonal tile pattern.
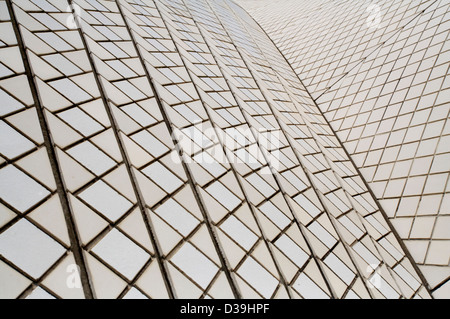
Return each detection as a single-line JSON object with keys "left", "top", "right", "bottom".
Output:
{"left": 238, "top": 0, "right": 449, "bottom": 298}
{"left": 0, "top": 0, "right": 444, "bottom": 298}
{"left": 0, "top": 0, "right": 84, "bottom": 299}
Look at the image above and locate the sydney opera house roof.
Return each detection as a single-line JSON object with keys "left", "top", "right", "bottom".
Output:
{"left": 0, "top": 0, "right": 448, "bottom": 299}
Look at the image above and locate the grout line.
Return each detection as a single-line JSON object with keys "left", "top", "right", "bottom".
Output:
{"left": 219, "top": 0, "right": 382, "bottom": 298}
{"left": 66, "top": 0, "right": 176, "bottom": 299}
{"left": 5, "top": 0, "right": 95, "bottom": 299}
{"left": 180, "top": 0, "right": 294, "bottom": 298}
{"left": 270, "top": 28, "right": 436, "bottom": 297}
{"left": 201, "top": 0, "right": 349, "bottom": 298}
{"left": 115, "top": 0, "right": 242, "bottom": 299}
{"left": 233, "top": 0, "right": 434, "bottom": 297}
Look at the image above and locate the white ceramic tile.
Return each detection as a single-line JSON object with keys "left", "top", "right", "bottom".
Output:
{"left": 0, "top": 88, "right": 24, "bottom": 116}
{"left": 193, "top": 151, "right": 227, "bottom": 177}
{"left": 92, "top": 229, "right": 150, "bottom": 281}
{"left": 43, "top": 54, "right": 82, "bottom": 76}
{"left": 353, "top": 242, "right": 380, "bottom": 267}
{"left": 122, "top": 287, "right": 148, "bottom": 299}
{"left": 79, "top": 180, "right": 133, "bottom": 222}
{"left": 274, "top": 234, "right": 309, "bottom": 268}
{"left": 49, "top": 78, "right": 91, "bottom": 103}
{"left": 246, "top": 173, "right": 275, "bottom": 197}
{"left": 220, "top": 215, "right": 258, "bottom": 251}
{"left": 294, "top": 194, "right": 321, "bottom": 217}
{"left": 0, "top": 120, "right": 35, "bottom": 159}
{"left": 25, "top": 287, "right": 56, "bottom": 299}
{"left": 131, "top": 130, "right": 169, "bottom": 158}
{"left": 67, "top": 141, "right": 116, "bottom": 175}
{"left": 37, "top": 33, "right": 72, "bottom": 51}
{"left": 155, "top": 198, "right": 199, "bottom": 237}
{"left": 0, "top": 165, "right": 50, "bottom": 212}
{"left": 307, "top": 221, "right": 337, "bottom": 248}
{"left": 0, "top": 219, "right": 65, "bottom": 279}
{"left": 324, "top": 253, "right": 355, "bottom": 285}
{"left": 171, "top": 243, "right": 218, "bottom": 289}
{"left": 237, "top": 257, "right": 278, "bottom": 298}
{"left": 259, "top": 201, "right": 290, "bottom": 229}
{"left": 293, "top": 273, "right": 329, "bottom": 299}
{"left": 206, "top": 181, "right": 241, "bottom": 211}
{"left": 142, "top": 161, "right": 183, "bottom": 194}
{"left": 121, "top": 103, "right": 156, "bottom": 127}
{"left": 393, "top": 264, "right": 421, "bottom": 290}
{"left": 58, "top": 107, "right": 103, "bottom": 136}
